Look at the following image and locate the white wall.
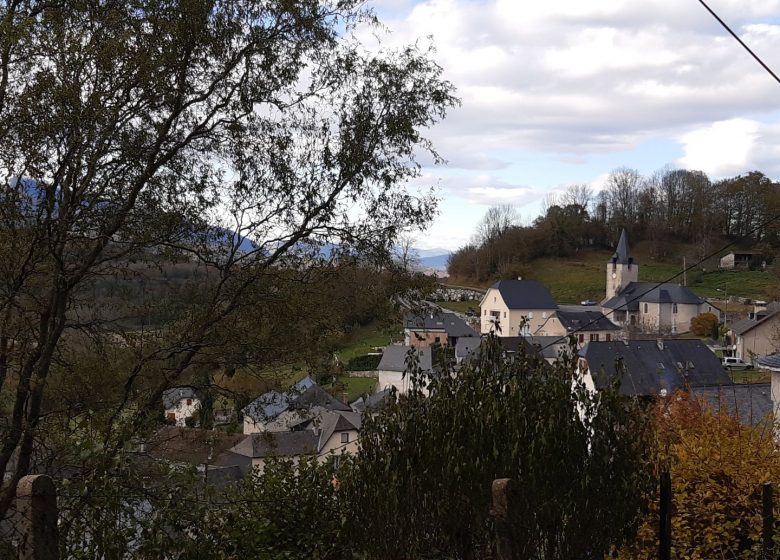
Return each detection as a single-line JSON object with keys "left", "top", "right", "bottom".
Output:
{"left": 165, "top": 398, "right": 200, "bottom": 427}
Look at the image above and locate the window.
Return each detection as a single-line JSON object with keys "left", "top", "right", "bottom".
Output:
{"left": 186, "top": 399, "right": 192, "bottom": 406}
{"left": 484, "top": 309, "right": 487, "bottom": 316}
{"left": 542, "top": 312, "right": 547, "bottom": 319}
{"left": 708, "top": 306, "right": 712, "bottom": 312}
{"left": 504, "top": 312, "right": 506, "bottom": 318}
{"left": 673, "top": 304, "right": 678, "bottom": 314}
{"left": 434, "top": 336, "right": 440, "bottom": 343}
{"left": 644, "top": 303, "right": 648, "bottom": 314}
{"left": 578, "top": 334, "right": 585, "bottom": 343}
{"left": 630, "top": 315, "right": 636, "bottom": 325}
{"left": 605, "top": 334, "right": 611, "bottom": 342}
{"left": 341, "top": 432, "right": 350, "bottom": 444}
{"left": 589, "top": 334, "right": 599, "bottom": 342}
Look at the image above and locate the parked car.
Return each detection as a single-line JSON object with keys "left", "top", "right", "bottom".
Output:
{"left": 580, "top": 299, "right": 597, "bottom": 306}
{"left": 722, "top": 357, "right": 751, "bottom": 371}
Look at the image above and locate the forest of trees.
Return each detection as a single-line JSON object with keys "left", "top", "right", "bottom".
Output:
{"left": 448, "top": 168, "right": 780, "bottom": 282}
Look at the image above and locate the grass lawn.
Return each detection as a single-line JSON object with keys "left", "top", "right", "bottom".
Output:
{"left": 330, "top": 375, "right": 377, "bottom": 402}
{"left": 436, "top": 300, "right": 480, "bottom": 314}
{"left": 336, "top": 321, "right": 398, "bottom": 362}
{"left": 729, "top": 369, "right": 771, "bottom": 384}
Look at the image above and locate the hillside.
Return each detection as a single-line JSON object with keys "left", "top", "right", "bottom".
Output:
{"left": 447, "top": 244, "right": 780, "bottom": 305}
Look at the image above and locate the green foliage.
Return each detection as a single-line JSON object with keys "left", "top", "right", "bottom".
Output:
{"left": 690, "top": 312, "right": 719, "bottom": 336}
{"left": 345, "top": 353, "right": 382, "bottom": 371}
{"left": 340, "top": 335, "right": 654, "bottom": 559}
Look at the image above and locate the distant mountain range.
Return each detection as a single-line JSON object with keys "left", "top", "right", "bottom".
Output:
{"left": 418, "top": 252, "right": 450, "bottom": 270}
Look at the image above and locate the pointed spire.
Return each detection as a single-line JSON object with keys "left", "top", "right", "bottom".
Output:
{"left": 612, "top": 229, "right": 634, "bottom": 265}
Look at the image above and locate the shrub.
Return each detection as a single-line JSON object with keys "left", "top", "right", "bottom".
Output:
{"left": 690, "top": 312, "right": 718, "bottom": 336}
{"left": 345, "top": 353, "right": 381, "bottom": 371}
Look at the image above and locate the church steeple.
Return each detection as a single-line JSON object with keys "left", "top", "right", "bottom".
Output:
{"left": 611, "top": 229, "right": 634, "bottom": 266}
{"left": 605, "top": 229, "right": 639, "bottom": 301}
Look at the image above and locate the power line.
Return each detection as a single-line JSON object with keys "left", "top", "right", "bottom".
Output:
{"left": 537, "top": 212, "right": 780, "bottom": 351}
{"left": 697, "top": 0, "right": 780, "bottom": 86}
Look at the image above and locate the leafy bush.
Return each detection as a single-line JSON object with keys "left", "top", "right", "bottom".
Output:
{"left": 340, "top": 335, "right": 654, "bottom": 559}
{"left": 690, "top": 312, "right": 718, "bottom": 336}
{"left": 621, "top": 393, "right": 780, "bottom": 559}
{"left": 345, "top": 353, "right": 382, "bottom": 371}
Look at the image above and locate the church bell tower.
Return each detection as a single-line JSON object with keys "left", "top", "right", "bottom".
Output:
{"left": 605, "top": 229, "right": 638, "bottom": 301}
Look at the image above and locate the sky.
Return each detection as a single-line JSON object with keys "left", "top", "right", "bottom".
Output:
{"left": 361, "top": 0, "right": 780, "bottom": 252}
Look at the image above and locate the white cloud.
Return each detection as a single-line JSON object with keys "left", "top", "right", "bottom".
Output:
{"left": 361, "top": 0, "right": 780, "bottom": 162}
{"left": 678, "top": 118, "right": 780, "bottom": 176}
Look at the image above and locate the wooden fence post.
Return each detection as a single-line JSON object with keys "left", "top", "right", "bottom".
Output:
{"left": 763, "top": 482, "right": 774, "bottom": 560}
{"left": 491, "top": 478, "right": 517, "bottom": 560}
{"left": 659, "top": 470, "right": 671, "bottom": 560}
{"left": 16, "top": 475, "right": 59, "bottom": 560}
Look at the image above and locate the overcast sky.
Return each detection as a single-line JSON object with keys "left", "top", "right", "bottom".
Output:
{"left": 364, "top": 0, "right": 780, "bottom": 251}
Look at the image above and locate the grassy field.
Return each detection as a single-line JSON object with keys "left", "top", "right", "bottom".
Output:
{"left": 336, "top": 321, "right": 399, "bottom": 362}
{"left": 729, "top": 370, "right": 770, "bottom": 384}
{"left": 513, "top": 249, "right": 780, "bottom": 304}
{"left": 330, "top": 375, "right": 377, "bottom": 402}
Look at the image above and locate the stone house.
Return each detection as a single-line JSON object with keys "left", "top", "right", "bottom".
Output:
{"left": 162, "top": 387, "right": 201, "bottom": 427}
{"left": 601, "top": 230, "right": 720, "bottom": 333}
{"left": 479, "top": 279, "right": 558, "bottom": 336}
{"left": 403, "top": 311, "right": 478, "bottom": 349}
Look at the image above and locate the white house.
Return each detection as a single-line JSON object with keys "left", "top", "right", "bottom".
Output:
{"left": 375, "top": 345, "right": 435, "bottom": 394}
{"left": 479, "top": 279, "right": 558, "bottom": 336}
{"left": 162, "top": 387, "right": 201, "bottom": 427}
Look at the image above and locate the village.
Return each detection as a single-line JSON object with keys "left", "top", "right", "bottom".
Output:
{"left": 156, "top": 230, "right": 780, "bottom": 484}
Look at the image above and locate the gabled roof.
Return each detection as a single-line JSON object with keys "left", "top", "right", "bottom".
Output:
{"left": 554, "top": 310, "right": 619, "bottom": 332}
{"left": 455, "top": 336, "right": 482, "bottom": 360}
{"left": 162, "top": 387, "right": 200, "bottom": 410}
{"left": 580, "top": 339, "right": 731, "bottom": 396}
{"left": 242, "top": 376, "right": 348, "bottom": 423}
{"left": 317, "top": 410, "right": 362, "bottom": 451}
{"left": 147, "top": 426, "right": 244, "bottom": 465}
{"left": 611, "top": 229, "right": 635, "bottom": 265}
{"left": 732, "top": 303, "right": 780, "bottom": 336}
{"left": 404, "top": 312, "right": 478, "bottom": 338}
{"left": 377, "top": 345, "right": 434, "bottom": 372}
{"left": 488, "top": 280, "right": 558, "bottom": 310}
{"left": 230, "top": 431, "right": 319, "bottom": 459}
{"left": 602, "top": 282, "right": 704, "bottom": 311}
{"left": 351, "top": 388, "right": 392, "bottom": 413}
{"left": 756, "top": 353, "right": 780, "bottom": 370}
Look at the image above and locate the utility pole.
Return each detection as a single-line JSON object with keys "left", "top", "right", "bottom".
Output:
{"left": 683, "top": 256, "right": 687, "bottom": 286}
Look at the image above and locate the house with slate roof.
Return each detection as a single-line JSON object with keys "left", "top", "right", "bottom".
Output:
{"left": 536, "top": 307, "right": 620, "bottom": 346}
{"left": 241, "top": 376, "right": 350, "bottom": 434}
{"left": 601, "top": 230, "right": 720, "bottom": 333}
{"left": 578, "top": 339, "right": 731, "bottom": 397}
{"left": 404, "top": 311, "right": 478, "bottom": 349}
{"left": 730, "top": 302, "right": 780, "bottom": 361}
{"left": 162, "top": 387, "right": 202, "bottom": 427}
{"left": 479, "top": 279, "right": 558, "bottom": 337}
{"left": 376, "top": 345, "right": 436, "bottom": 394}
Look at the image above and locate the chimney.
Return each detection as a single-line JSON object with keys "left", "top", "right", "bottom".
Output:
{"left": 657, "top": 339, "right": 664, "bottom": 351}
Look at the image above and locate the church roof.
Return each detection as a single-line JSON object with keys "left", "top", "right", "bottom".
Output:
{"left": 611, "top": 229, "right": 635, "bottom": 265}
{"left": 602, "top": 282, "right": 704, "bottom": 311}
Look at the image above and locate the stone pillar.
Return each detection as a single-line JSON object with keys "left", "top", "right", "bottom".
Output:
{"left": 16, "top": 475, "right": 59, "bottom": 560}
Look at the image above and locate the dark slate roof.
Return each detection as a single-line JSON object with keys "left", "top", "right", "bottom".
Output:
{"left": 602, "top": 282, "right": 703, "bottom": 311}
{"left": 555, "top": 310, "right": 619, "bottom": 332}
{"left": 756, "top": 353, "right": 780, "bottom": 370}
{"left": 525, "top": 335, "right": 570, "bottom": 360}
{"left": 317, "top": 410, "right": 362, "bottom": 451}
{"left": 581, "top": 339, "right": 732, "bottom": 396}
{"left": 732, "top": 303, "right": 780, "bottom": 336}
{"left": 146, "top": 427, "right": 245, "bottom": 465}
{"left": 404, "top": 312, "right": 478, "bottom": 338}
{"left": 241, "top": 377, "right": 348, "bottom": 423}
{"left": 230, "top": 431, "right": 319, "bottom": 459}
{"left": 455, "top": 336, "right": 482, "bottom": 359}
{"left": 489, "top": 280, "right": 558, "bottom": 310}
{"left": 162, "top": 387, "right": 199, "bottom": 409}
{"left": 377, "top": 346, "right": 433, "bottom": 372}
{"left": 611, "top": 229, "right": 635, "bottom": 265}
{"left": 351, "top": 388, "right": 392, "bottom": 413}
{"left": 498, "top": 336, "right": 537, "bottom": 355}
{"left": 691, "top": 383, "right": 773, "bottom": 427}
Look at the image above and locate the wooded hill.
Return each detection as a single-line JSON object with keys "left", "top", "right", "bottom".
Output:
{"left": 447, "top": 168, "right": 780, "bottom": 300}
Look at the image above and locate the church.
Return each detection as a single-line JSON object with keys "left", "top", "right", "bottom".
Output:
{"left": 601, "top": 230, "right": 721, "bottom": 334}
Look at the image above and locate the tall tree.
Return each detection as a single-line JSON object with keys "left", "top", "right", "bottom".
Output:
{"left": 0, "top": 0, "right": 456, "bottom": 519}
